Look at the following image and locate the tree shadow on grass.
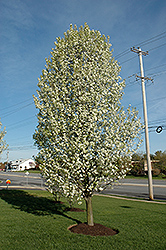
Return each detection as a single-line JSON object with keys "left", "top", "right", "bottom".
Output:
{"left": 120, "top": 206, "right": 132, "bottom": 209}
{"left": 0, "top": 189, "right": 82, "bottom": 224}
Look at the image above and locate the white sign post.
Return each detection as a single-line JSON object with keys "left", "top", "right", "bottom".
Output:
{"left": 25, "top": 171, "right": 29, "bottom": 186}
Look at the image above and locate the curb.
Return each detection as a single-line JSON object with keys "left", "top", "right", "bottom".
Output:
{"left": 0, "top": 185, "right": 46, "bottom": 190}
{"left": 0, "top": 186, "right": 165, "bottom": 204}
{"left": 95, "top": 194, "right": 166, "bottom": 204}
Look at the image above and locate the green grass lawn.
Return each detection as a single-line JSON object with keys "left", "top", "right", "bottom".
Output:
{"left": 0, "top": 189, "right": 165, "bottom": 250}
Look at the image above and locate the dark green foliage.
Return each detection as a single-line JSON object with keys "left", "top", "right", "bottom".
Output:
{"left": 130, "top": 150, "right": 166, "bottom": 176}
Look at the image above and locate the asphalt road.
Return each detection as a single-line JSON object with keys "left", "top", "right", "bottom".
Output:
{"left": 101, "top": 178, "right": 166, "bottom": 200}
{"left": 0, "top": 172, "right": 44, "bottom": 189}
{"left": 0, "top": 172, "right": 166, "bottom": 200}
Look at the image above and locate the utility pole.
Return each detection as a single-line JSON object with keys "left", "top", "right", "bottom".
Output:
{"left": 131, "top": 47, "right": 153, "bottom": 200}
{"left": 7, "top": 150, "right": 9, "bottom": 170}
{"left": 7, "top": 151, "right": 9, "bottom": 163}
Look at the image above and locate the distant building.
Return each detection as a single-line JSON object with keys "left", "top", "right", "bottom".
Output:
{"left": 143, "top": 160, "right": 160, "bottom": 171}
{"left": 6, "top": 159, "right": 36, "bottom": 171}
{"left": 18, "top": 159, "right": 36, "bottom": 171}
{"left": 10, "top": 159, "right": 24, "bottom": 171}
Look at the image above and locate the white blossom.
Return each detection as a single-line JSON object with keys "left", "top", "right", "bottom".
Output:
{"left": 33, "top": 23, "right": 142, "bottom": 207}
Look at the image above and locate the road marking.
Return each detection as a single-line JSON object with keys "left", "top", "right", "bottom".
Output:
{"left": 121, "top": 183, "right": 166, "bottom": 188}
{"left": 0, "top": 185, "right": 45, "bottom": 190}
{"left": 1, "top": 174, "right": 166, "bottom": 187}
{"left": 0, "top": 173, "right": 40, "bottom": 179}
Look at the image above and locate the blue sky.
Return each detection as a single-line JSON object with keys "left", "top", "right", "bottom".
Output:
{"left": 0, "top": 0, "right": 166, "bottom": 161}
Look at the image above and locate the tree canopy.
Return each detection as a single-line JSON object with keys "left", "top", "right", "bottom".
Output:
{"left": 33, "top": 23, "right": 142, "bottom": 225}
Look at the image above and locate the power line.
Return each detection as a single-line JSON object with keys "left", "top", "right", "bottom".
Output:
{"left": 7, "top": 116, "right": 35, "bottom": 127}
{"left": 1, "top": 102, "right": 34, "bottom": 118}
{"left": 143, "top": 96, "right": 166, "bottom": 107}
{"left": 6, "top": 121, "right": 36, "bottom": 132}
{"left": 120, "top": 42, "right": 166, "bottom": 65}
{"left": 148, "top": 69, "right": 166, "bottom": 77}
{"left": 6, "top": 116, "right": 36, "bottom": 131}
{"left": 148, "top": 118, "right": 166, "bottom": 125}
{"left": 141, "top": 127, "right": 166, "bottom": 134}
{"left": 149, "top": 42, "right": 166, "bottom": 52}
{"left": 125, "top": 80, "right": 139, "bottom": 88}
{"left": 125, "top": 72, "right": 166, "bottom": 88}
{"left": 145, "top": 63, "right": 166, "bottom": 73}
{"left": 148, "top": 125, "right": 166, "bottom": 129}
{"left": 8, "top": 145, "right": 37, "bottom": 151}
{"left": 138, "top": 34, "right": 166, "bottom": 48}
{"left": 121, "top": 55, "right": 136, "bottom": 64}
{"left": 135, "top": 31, "right": 166, "bottom": 47}
{"left": 125, "top": 66, "right": 166, "bottom": 88}
{"left": 126, "top": 63, "right": 166, "bottom": 78}
{"left": 115, "top": 49, "right": 130, "bottom": 59}
{"left": 7, "top": 135, "right": 34, "bottom": 142}
{"left": 115, "top": 31, "right": 166, "bottom": 59}
{"left": 116, "top": 36, "right": 166, "bottom": 60}
{"left": 0, "top": 98, "right": 33, "bottom": 111}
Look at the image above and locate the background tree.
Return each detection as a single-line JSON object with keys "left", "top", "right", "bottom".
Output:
{"left": 154, "top": 150, "right": 166, "bottom": 175}
{"left": 130, "top": 150, "right": 166, "bottom": 176}
{"left": 0, "top": 119, "right": 7, "bottom": 158}
{"left": 130, "top": 152, "right": 144, "bottom": 176}
{"left": 33, "top": 23, "right": 142, "bottom": 226}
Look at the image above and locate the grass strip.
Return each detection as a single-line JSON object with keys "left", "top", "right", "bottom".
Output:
{"left": 0, "top": 189, "right": 165, "bottom": 250}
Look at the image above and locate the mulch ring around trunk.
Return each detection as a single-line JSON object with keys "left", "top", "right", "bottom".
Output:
{"left": 68, "top": 223, "right": 119, "bottom": 236}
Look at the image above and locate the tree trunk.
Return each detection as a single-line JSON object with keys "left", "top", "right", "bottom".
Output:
{"left": 85, "top": 196, "right": 94, "bottom": 226}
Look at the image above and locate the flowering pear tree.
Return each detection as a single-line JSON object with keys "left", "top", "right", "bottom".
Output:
{"left": 33, "top": 23, "right": 142, "bottom": 226}
{"left": 0, "top": 119, "right": 7, "bottom": 157}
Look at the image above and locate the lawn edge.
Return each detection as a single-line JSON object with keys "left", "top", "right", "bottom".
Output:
{"left": 95, "top": 194, "right": 166, "bottom": 204}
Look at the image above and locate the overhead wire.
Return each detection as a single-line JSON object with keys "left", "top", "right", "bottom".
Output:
{"left": 149, "top": 42, "right": 166, "bottom": 52}
{"left": 122, "top": 92, "right": 166, "bottom": 112}
{"left": 121, "top": 56, "right": 136, "bottom": 65}
{"left": 148, "top": 118, "right": 166, "bottom": 125}
{"left": 124, "top": 65, "right": 166, "bottom": 88}
{"left": 6, "top": 115, "right": 36, "bottom": 131}
{"left": 144, "top": 63, "right": 166, "bottom": 73}
{"left": 8, "top": 145, "right": 37, "bottom": 151}
{"left": 2, "top": 31, "right": 166, "bottom": 155}
{"left": 2, "top": 90, "right": 165, "bottom": 130}
{"left": 120, "top": 41, "right": 166, "bottom": 65}
{"left": 0, "top": 32, "right": 165, "bottom": 120}
{"left": 125, "top": 63, "right": 166, "bottom": 79}
{"left": 0, "top": 98, "right": 33, "bottom": 111}
{"left": 0, "top": 102, "right": 34, "bottom": 118}
{"left": 148, "top": 69, "right": 166, "bottom": 77}
{"left": 115, "top": 31, "right": 166, "bottom": 59}
{"left": 137, "top": 34, "right": 166, "bottom": 48}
